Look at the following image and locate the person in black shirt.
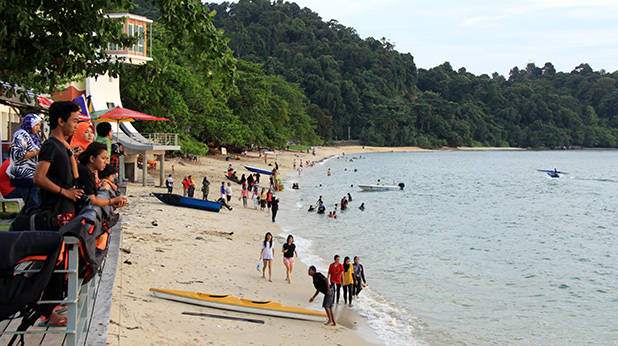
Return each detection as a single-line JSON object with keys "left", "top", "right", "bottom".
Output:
{"left": 33, "top": 101, "right": 83, "bottom": 228}
{"left": 31, "top": 101, "right": 83, "bottom": 328}
{"left": 282, "top": 235, "right": 298, "bottom": 283}
{"left": 308, "top": 265, "right": 335, "bottom": 326}
{"left": 76, "top": 142, "right": 127, "bottom": 209}
{"left": 271, "top": 196, "right": 279, "bottom": 222}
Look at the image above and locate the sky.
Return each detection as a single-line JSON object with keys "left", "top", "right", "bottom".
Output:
{"left": 215, "top": 0, "right": 618, "bottom": 76}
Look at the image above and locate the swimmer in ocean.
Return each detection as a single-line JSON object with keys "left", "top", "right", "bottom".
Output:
{"left": 308, "top": 205, "right": 315, "bottom": 212}
{"left": 359, "top": 203, "right": 365, "bottom": 211}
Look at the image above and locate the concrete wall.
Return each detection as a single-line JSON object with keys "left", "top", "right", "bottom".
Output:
{"left": 86, "top": 73, "right": 122, "bottom": 111}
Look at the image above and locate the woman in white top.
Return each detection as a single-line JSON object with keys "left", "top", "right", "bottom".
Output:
{"left": 259, "top": 232, "right": 274, "bottom": 282}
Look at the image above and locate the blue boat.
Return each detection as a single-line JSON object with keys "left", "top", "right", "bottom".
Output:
{"left": 152, "top": 193, "right": 222, "bottom": 212}
{"left": 244, "top": 165, "right": 272, "bottom": 175}
{"left": 537, "top": 169, "right": 568, "bottom": 178}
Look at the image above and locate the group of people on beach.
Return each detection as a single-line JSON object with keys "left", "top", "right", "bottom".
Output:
{"left": 308, "top": 255, "right": 367, "bottom": 326}
{"left": 1, "top": 101, "right": 128, "bottom": 327}
{"left": 165, "top": 163, "right": 285, "bottom": 220}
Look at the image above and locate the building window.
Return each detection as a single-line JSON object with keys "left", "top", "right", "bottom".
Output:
{"left": 138, "top": 25, "right": 145, "bottom": 54}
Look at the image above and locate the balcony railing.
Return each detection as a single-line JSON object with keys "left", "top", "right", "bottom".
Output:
{"left": 144, "top": 133, "right": 178, "bottom": 146}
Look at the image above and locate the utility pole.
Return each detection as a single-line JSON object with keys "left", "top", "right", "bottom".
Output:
{"left": 348, "top": 126, "right": 351, "bottom": 141}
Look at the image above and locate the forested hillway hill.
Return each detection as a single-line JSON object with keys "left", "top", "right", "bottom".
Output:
{"left": 130, "top": 0, "right": 618, "bottom": 149}
{"left": 206, "top": 0, "right": 618, "bottom": 148}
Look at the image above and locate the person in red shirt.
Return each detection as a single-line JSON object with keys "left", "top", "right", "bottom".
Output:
{"left": 327, "top": 255, "right": 344, "bottom": 304}
{"left": 181, "top": 176, "right": 190, "bottom": 197}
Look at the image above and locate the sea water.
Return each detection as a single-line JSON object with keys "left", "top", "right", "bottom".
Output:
{"left": 277, "top": 150, "right": 618, "bottom": 345}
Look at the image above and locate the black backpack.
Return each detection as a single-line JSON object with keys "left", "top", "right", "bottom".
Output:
{"left": 59, "top": 190, "right": 119, "bottom": 283}
{"left": 0, "top": 231, "right": 63, "bottom": 319}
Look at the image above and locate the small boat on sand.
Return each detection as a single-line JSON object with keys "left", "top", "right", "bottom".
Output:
{"left": 244, "top": 165, "right": 272, "bottom": 175}
{"left": 152, "top": 193, "right": 222, "bottom": 212}
{"left": 150, "top": 288, "right": 327, "bottom": 321}
{"left": 358, "top": 183, "right": 405, "bottom": 192}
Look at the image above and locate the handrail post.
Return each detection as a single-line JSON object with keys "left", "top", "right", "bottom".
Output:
{"left": 65, "top": 237, "right": 80, "bottom": 346}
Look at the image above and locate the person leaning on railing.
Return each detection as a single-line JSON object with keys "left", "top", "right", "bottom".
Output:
{"left": 75, "top": 142, "right": 127, "bottom": 209}
{"left": 32, "top": 101, "right": 82, "bottom": 229}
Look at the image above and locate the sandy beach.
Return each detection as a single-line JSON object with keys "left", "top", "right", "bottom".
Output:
{"left": 108, "top": 145, "right": 425, "bottom": 345}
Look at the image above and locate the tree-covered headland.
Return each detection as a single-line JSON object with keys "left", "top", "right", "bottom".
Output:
{"left": 2, "top": 0, "right": 616, "bottom": 150}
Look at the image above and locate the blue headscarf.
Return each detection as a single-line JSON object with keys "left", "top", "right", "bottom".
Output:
{"left": 20, "top": 113, "right": 43, "bottom": 148}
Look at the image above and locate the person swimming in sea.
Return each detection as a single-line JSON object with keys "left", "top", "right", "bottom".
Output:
{"left": 308, "top": 205, "right": 315, "bottom": 212}
{"left": 316, "top": 195, "right": 323, "bottom": 205}
{"left": 317, "top": 201, "right": 326, "bottom": 214}
{"left": 359, "top": 203, "right": 365, "bottom": 211}
{"left": 327, "top": 168, "right": 331, "bottom": 176}
{"left": 347, "top": 192, "right": 352, "bottom": 201}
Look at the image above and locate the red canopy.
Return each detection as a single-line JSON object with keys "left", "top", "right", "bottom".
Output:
{"left": 91, "top": 106, "right": 169, "bottom": 122}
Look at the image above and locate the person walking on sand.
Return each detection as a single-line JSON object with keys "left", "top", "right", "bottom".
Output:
{"left": 342, "top": 256, "right": 355, "bottom": 307}
{"left": 259, "top": 232, "right": 274, "bottom": 282}
{"left": 328, "top": 255, "right": 344, "bottom": 304}
{"left": 266, "top": 188, "right": 273, "bottom": 212}
{"left": 271, "top": 196, "right": 279, "bottom": 222}
{"left": 225, "top": 182, "right": 232, "bottom": 202}
{"left": 282, "top": 235, "right": 298, "bottom": 283}
{"left": 353, "top": 256, "right": 367, "bottom": 297}
{"left": 241, "top": 183, "right": 248, "bottom": 208}
{"left": 165, "top": 174, "right": 174, "bottom": 194}
{"left": 308, "top": 266, "right": 335, "bottom": 326}
{"left": 201, "top": 176, "right": 210, "bottom": 200}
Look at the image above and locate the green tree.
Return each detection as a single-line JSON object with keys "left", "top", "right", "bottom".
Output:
{"left": 0, "top": 0, "right": 137, "bottom": 98}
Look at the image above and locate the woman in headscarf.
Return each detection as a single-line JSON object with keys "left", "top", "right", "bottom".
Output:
{"left": 70, "top": 121, "right": 95, "bottom": 158}
{"left": 7, "top": 113, "right": 43, "bottom": 209}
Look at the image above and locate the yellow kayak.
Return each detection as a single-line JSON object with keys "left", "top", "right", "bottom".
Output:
{"left": 149, "top": 288, "right": 327, "bottom": 321}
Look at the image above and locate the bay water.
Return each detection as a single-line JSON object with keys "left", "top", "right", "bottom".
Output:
{"left": 277, "top": 150, "right": 618, "bottom": 345}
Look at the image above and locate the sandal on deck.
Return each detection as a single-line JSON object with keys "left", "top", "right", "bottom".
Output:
{"left": 38, "top": 316, "right": 67, "bottom": 327}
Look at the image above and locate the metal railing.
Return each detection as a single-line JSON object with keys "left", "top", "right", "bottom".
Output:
{"left": 143, "top": 133, "right": 178, "bottom": 146}
{"left": 1, "top": 237, "right": 99, "bottom": 346}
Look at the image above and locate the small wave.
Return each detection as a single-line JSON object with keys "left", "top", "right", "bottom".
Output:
{"left": 353, "top": 289, "right": 424, "bottom": 345}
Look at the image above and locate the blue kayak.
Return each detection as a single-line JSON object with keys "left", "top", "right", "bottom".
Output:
{"left": 244, "top": 165, "right": 272, "bottom": 175}
{"left": 152, "top": 193, "right": 222, "bottom": 212}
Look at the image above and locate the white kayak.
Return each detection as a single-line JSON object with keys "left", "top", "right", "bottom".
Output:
{"left": 358, "top": 183, "right": 404, "bottom": 191}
